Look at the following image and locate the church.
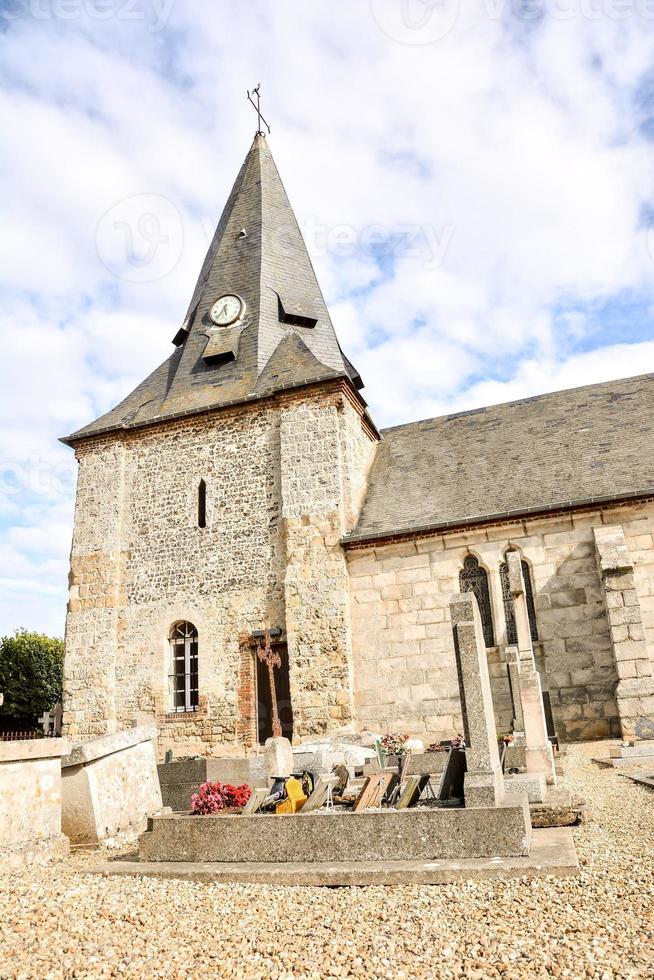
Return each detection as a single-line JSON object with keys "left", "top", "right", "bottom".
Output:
{"left": 61, "top": 131, "right": 654, "bottom": 758}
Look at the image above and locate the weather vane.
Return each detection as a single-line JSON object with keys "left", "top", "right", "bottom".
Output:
{"left": 247, "top": 83, "right": 271, "bottom": 135}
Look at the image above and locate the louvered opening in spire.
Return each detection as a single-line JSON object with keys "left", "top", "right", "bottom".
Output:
{"left": 63, "top": 133, "right": 364, "bottom": 443}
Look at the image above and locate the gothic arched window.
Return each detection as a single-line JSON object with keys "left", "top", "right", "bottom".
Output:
{"left": 499, "top": 554, "right": 539, "bottom": 644}
{"left": 459, "top": 555, "right": 495, "bottom": 648}
{"left": 169, "top": 621, "right": 199, "bottom": 713}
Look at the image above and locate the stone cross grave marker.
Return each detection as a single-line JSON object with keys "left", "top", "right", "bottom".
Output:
{"left": 38, "top": 703, "right": 63, "bottom": 736}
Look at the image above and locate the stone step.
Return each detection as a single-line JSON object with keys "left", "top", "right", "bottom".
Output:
{"left": 89, "top": 828, "right": 579, "bottom": 886}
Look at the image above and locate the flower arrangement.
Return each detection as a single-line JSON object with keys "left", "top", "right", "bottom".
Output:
{"left": 190, "top": 780, "right": 251, "bottom": 815}
{"left": 380, "top": 732, "right": 410, "bottom": 756}
{"left": 427, "top": 733, "right": 465, "bottom": 752}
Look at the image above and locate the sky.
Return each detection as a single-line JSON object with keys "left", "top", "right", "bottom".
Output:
{"left": 1, "top": 0, "right": 654, "bottom": 637}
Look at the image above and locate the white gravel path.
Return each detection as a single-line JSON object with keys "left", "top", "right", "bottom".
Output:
{"left": 1, "top": 741, "right": 653, "bottom": 979}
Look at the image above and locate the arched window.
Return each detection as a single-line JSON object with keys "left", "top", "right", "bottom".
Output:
{"left": 198, "top": 479, "right": 207, "bottom": 529}
{"left": 459, "top": 555, "right": 495, "bottom": 648}
{"left": 499, "top": 553, "right": 538, "bottom": 644}
{"left": 169, "top": 621, "right": 199, "bottom": 713}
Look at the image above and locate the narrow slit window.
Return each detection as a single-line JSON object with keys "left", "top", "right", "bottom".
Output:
{"left": 198, "top": 479, "right": 206, "bottom": 528}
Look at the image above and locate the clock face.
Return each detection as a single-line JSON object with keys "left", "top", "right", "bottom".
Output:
{"left": 210, "top": 294, "right": 244, "bottom": 326}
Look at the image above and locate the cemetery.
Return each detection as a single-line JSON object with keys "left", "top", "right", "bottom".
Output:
{"left": 1, "top": 588, "right": 653, "bottom": 973}
{"left": 2, "top": 591, "right": 586, "bottom": 883}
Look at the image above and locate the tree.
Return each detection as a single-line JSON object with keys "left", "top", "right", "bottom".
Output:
{"left": 0, "top": 629, "right": 64, "bottom": 726}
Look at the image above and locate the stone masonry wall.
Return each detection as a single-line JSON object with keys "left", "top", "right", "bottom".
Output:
{"left": 347, "top": 503, "right": 654, "bottom": 744}
{"left": 281, "top": 391, "right": 377, "bottom": 737}
{"left": 63, "top": 382, "right": 377, "bottom": 757}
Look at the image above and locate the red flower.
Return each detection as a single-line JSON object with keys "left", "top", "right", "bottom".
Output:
{"left": 191, "top": 780, "right": 252, "bottom": 814}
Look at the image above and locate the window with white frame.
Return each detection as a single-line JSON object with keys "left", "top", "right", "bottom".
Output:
{"left": 169, "top": 621, "right": 199, "bottom": 713}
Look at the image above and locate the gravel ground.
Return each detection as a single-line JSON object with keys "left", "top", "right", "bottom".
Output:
{"left": 1, "top": 741, "right": 654, "bottom": 979}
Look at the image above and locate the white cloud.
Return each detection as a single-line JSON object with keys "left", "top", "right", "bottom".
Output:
{"left": 1, "top": 3, "right": 654, "bottom": 633}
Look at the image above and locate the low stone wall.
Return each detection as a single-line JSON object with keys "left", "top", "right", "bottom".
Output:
{"left": 139, "top": 804, "right": 531, "bottom": 863}
{"left": 158, "top": 758, "right": 267, "bottom": 811}
{"left": 0, "top": 738, "right": 70, "bottom": 869}
{"left": 62, "top": 725, "right": 162, "bottom": 844}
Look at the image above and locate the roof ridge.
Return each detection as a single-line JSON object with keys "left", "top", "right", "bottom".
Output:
{"left": 380, "top": 371, "right": 654, "bottom": 435}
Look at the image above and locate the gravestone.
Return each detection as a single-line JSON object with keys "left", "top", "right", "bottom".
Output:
{"left": 506, "top": 553, "right": 556, "bottom": 785}
{"left": 435, "top": 749, "right": 466, "bottom": 804}
{"left": 353, "top": 771, "right": 397, "bottom": 812}
{"left": 242, "top": 787, "right": 269, "bottom": 815}
{"left": 449, "top": 592, "right": 505, "bottom": 806}
{"left": 301, "top": 775, "right": 339, "bottom": 814}
{"left": 265, "top": 736, "right": 293, "bottom": 780}
{"left": 395, "top": 774, "right": 430, "bottom": 809}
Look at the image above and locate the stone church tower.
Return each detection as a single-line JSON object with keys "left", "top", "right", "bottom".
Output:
{"left": 62, "top": 134, "right": 378, "bottom": 754}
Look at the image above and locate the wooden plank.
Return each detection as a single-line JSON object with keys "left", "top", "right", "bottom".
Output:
{"left": 301, "top": 775, "right": 339, "bottom": 814}
{"left": 242, "top": 787, "right": 268, "bottom": 815}
{"left": 353, "top": 771, "right": 397, "bottom": 812}
{"left": 396, "top": 774, "right": 430, "bottom": 810}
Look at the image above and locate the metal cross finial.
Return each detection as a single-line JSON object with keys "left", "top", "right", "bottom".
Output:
{"left": 247, "top": 83, "right": 271, "bottom": 135}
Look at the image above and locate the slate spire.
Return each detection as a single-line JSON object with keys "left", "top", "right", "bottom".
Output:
{"left": 64, "top": 133, "right": 362, "bottom": 442}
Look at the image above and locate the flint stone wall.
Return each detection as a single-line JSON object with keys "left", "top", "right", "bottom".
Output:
{"left": 348, "top": 502, "right": 654, "bottom": 744}
{"left": 0, "top": 738, "right": 70, "bottom": 869}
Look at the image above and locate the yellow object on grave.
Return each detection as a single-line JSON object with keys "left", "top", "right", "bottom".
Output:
{"left": 275, "top": 777, "right": 307, "bottom": 814}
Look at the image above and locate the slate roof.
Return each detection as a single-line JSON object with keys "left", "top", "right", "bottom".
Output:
{"left": 346, "top": 373, "right": 654, "bottom": 544}
{"left": 64, "top": 134, "right": 360, "bottom": 444}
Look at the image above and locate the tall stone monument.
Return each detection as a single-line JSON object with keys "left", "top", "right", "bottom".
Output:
{"left": 449, "top": 592, "right": 505, "bottom": 806}
{"left": 506, "top": 552, "right": 556, "bottom": 784}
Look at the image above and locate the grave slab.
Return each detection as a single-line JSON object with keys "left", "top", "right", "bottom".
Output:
{"left": 95, "top": 827, "right": 578, "bottom": 886}
{"left": 139, "top": 803, "right": 531, "bottom": 863}
{"left": 618, "top": 771, "right": 654, "bottom": 789}
{"left": 529, "top": 788, "right": 585, "bottom": 828}
{"left": 504, "top": 772, "right": 547, "bottom": 804}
